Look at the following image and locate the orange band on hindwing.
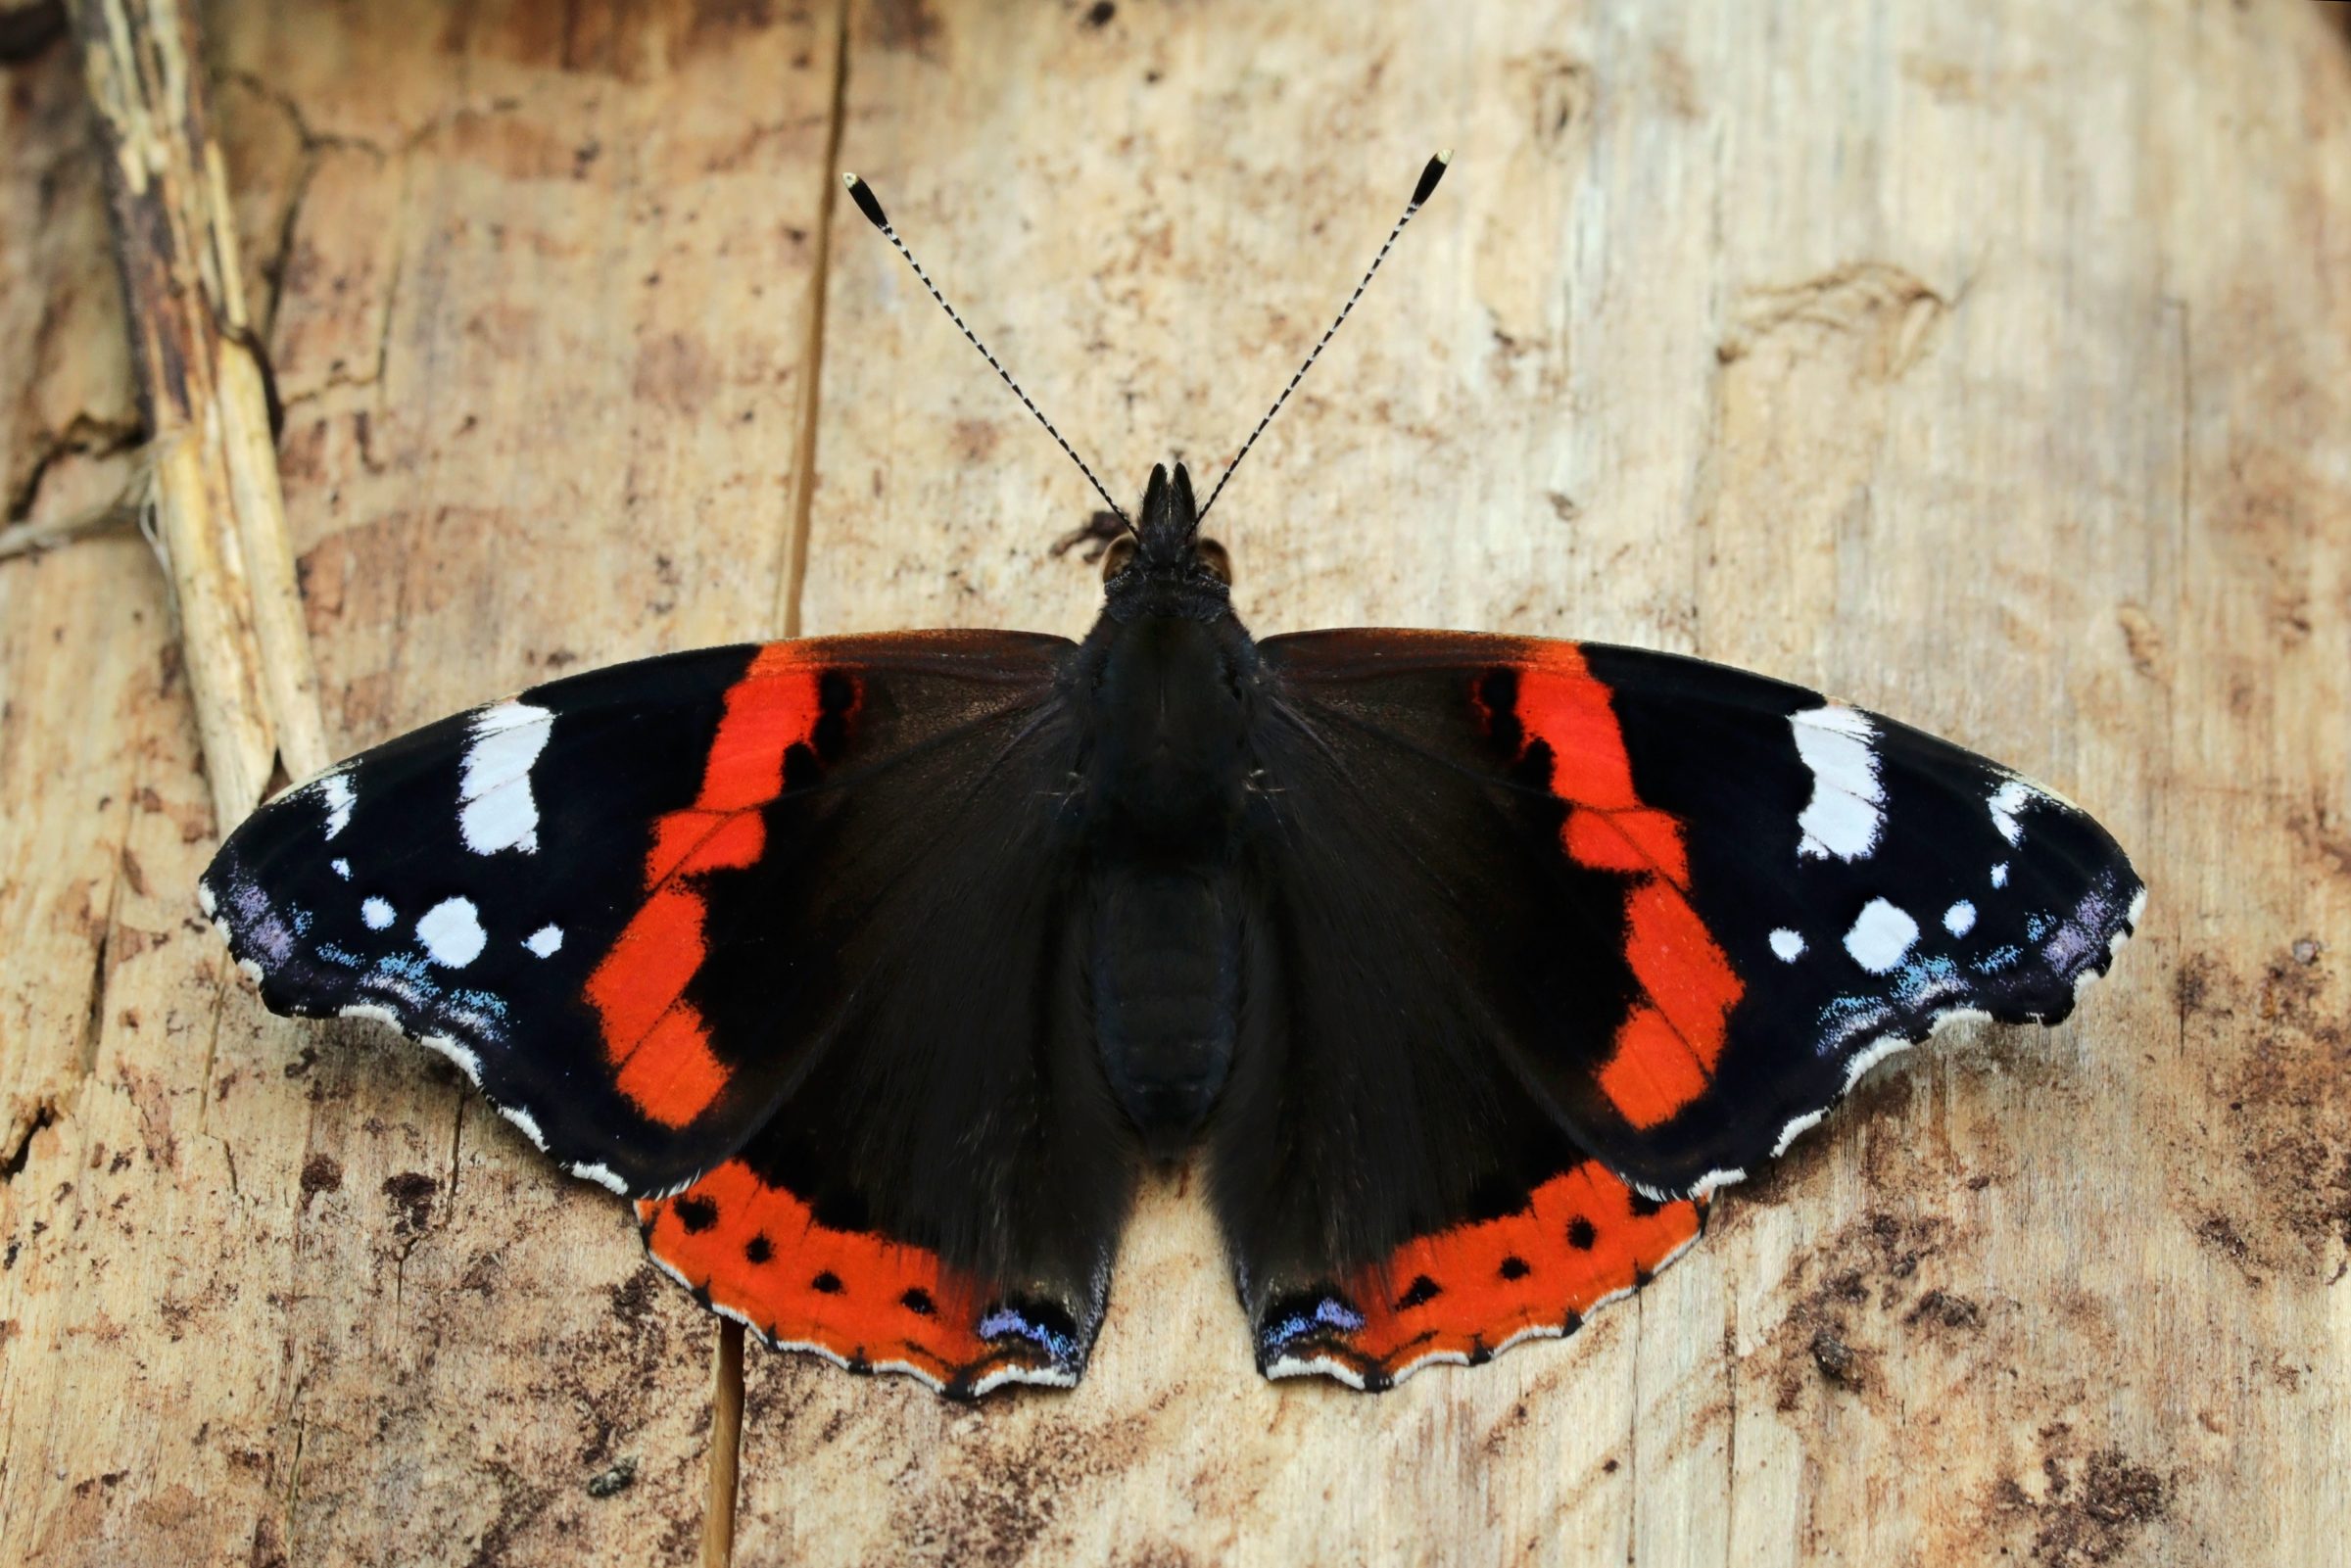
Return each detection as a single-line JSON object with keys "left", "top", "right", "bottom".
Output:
{"left": 1354, "top": 1161, "right": 1702, "bottom": 1382}
{"left": 587, "top": 648, "right": 848, "bottom": 1127}
{"left": 637, "top": 1163, "right": 1064, "bottom": 1396}
{"left": 1300, "top": 1162, "right": 1703, "bottom": 1385}
{"left": 1366, "top": 1161, "right": 1702, "bottom": 1366}
{"left": 1491, "top": 646, "right": 1746, "bottom": 1129}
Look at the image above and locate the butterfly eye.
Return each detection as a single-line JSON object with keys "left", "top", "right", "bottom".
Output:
{"left": 1195, "top": 539, "right": 1233, "bottom": 586}
{"left": 1100, "top": 536, "right": 1138, "bottom": 581}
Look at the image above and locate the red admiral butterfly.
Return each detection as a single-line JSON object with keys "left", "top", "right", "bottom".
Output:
{"left": 202, "top": 155, "right": 2141, "bottom": 1397}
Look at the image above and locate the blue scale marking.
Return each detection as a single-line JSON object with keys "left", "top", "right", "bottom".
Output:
{"left": 978, "top": 1307, "right": 1081, "bottom": 1365}
{"left": 1264, "top": 1296, "right": 1366, "bottom": 1351}
{"left": 451, "top": 987, "right": 510, "bottom": 1022}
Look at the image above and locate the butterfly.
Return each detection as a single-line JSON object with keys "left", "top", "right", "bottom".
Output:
{"left": 201, "top": 155, "right": 2142, "bottom": 1398}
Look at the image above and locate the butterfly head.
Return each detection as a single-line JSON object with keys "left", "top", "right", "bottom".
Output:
{"left": 1100, "top": 463, "right": 1232, "bottom": 618}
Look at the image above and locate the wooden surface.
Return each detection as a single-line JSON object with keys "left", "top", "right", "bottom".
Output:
{"left": 3, "top": 0, "right": 2347, "bottom": 1562}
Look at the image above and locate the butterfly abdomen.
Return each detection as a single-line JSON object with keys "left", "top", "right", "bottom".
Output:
{"left": 1090, "top": 863, "right": 1242, "bottom": 1158}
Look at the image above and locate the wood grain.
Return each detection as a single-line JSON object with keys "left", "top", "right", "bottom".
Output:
{"left": 3, "top": 0, "right": 2347, "bottom": 1563}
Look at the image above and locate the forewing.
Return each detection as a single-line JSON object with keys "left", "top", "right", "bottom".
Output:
{"left": 205, "top": 631, "right": 1134, "bottom": 1393}
{"left": 1219, "top": 629, "right": 2140, "bottom": 1386}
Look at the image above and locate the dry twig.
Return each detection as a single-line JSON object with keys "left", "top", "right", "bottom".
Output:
{"left": 70, "top": 0, "right": 329, "bottom": 823}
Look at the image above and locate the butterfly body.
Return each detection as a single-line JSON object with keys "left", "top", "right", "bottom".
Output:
{"left": 1076, "top": 465, "right": 1257, "bottom": 1155}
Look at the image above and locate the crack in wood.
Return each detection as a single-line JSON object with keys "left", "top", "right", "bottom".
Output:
{"left": 0, "top": 1104, "right": 60, "bottom": 1184}
{"left": 3, "top": 411, "right": 145, "bottom": 526}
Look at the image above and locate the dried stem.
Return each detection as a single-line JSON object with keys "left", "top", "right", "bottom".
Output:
{"left": 71, "top": 0, "right": 329, "bottom": 826}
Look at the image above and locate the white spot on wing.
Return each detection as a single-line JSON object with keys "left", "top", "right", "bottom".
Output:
{"left": 1791, "top": 706, "right": 1884, "bottom": 861}
{"left": 1844, "top": 898, "right": 1920, "bottom": 973}
{"left": 317, "top": 774, "right": 356, "bottom": 840}
{"left": 361, "top": 896, "right": 395, "bottom": 930}
{"left": 197, "top": 881, "right": 217, "bottom": 917}
{"left": 1769, "top": 928, "right": 1806, "bottom": 962}
{"left": 459, "top": 702, "right": 554, "bottom": 855}
{"left": 416, "top": 897, "right": 488, "bottom": 968}
{"left": 1988, "top": 780, "right": 2035, "bottom": 845}
{"left": 1943, "top": 900, "right": 1977, "bottom": 936}
{"left": 331, "top": 858, "right": 352, "bottom": 880}
{"left": 524, "top": 924, "right": 564, "bottom": 958}
{"left": 1991, "top": 861, "right": 2010, "bottom": 887}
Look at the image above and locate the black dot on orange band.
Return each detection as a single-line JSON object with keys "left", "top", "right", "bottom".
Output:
{"left": 1566, "top": 1216, "right": 1598, "bottom": 1251}
{"left": 1627, "top": 1190, "right": 1665, "bottom": 1217}
{"left": 811, "top": 1270, "right": 843, "bottom": 1294}
{"left": 1499, "top": 1255, "right": 1531, "bottom": 1280}
{"left": 676, "top": 1196, "right": 718, "bottom": 1233}
{"left": 900, "top": 1288, "right": 936, "bottom": 1315}
{"left": 744, "top": 1233, "right": 773, "bottom": 1264}
{"left": 1397, "top": 1275, "right": 1443, "bottom": 1309}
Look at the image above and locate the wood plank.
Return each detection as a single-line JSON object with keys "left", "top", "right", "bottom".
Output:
{"left": 3, "top": 0, "right": 844, "bottom": 1559}
{"left": 1, "top": 29, "right": 300, "bottom": 1564}
{"left": 0, "top": 21, "right": 143, "bottom": 1237}
{"left": 738, "top": 1, "right": 2350, "bottom": 1563}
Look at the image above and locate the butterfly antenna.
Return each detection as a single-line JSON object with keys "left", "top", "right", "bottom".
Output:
{"left": 1197, "top": 150, "right": 1453, "bottom": 524}
{"left": 841, "top": 173, "right": 1132, "bottom": 530}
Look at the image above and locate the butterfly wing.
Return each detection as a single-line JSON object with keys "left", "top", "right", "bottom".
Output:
{"left": 1218, "top": 629, "right": 2141, "bottom": 1387}
{"left": 204, "top": 632, "right": 1134, "bottom": 1394}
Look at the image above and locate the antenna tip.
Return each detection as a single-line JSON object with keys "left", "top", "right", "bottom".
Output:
{"left": 1411, "top": 151, "right": 1452, "bottom": 208}
{"left": 841, "top": 171, "right": 890, "bottom": 231}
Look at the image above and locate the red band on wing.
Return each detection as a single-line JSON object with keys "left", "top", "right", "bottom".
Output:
{"left": 1327, "top": 1161, "right": 1703, "bottom": 1383}
{"left": 587, "top": 647, "right": 846, "bottom": 1128}
{"left": 637, "top": 1163, "right": 1053, "bottom": 1395}
{"left": 1504, "top": 646, "right": 1745, "bottom": 1129}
